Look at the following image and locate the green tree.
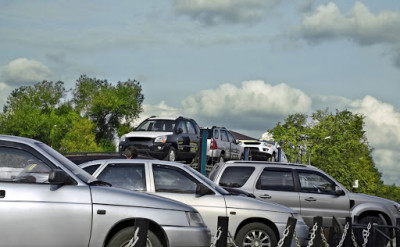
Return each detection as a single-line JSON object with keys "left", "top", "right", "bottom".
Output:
{"left": 270, "top": 109, "right": 383, "bottom": 195}
{"left": 72, "top": 75, "right": 144, "bottom": 150}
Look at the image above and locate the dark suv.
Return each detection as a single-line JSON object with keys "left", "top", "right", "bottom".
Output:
{"left": 118, "top": 116, "right": 201, "bottom": 163}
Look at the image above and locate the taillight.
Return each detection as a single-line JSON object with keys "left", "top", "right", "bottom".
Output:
{"left": 210, "top": 138, "right": 218, "bottom": 150}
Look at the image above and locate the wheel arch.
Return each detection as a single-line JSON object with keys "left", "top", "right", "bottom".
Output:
{"left": 104, "top": 218, "right": 168, "bottom": 247}
{"left": 233, "top": 217, "right": 280, "bottom": 241}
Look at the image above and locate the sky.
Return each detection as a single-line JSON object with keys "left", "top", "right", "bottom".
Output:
{"left": 1, "top": 0, "right": 400, "bottom": 185}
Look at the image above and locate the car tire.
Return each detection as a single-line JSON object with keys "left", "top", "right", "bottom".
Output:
{"left": 165, "top": 147, "right": 177, "bottom": 162}
{"left": 354, "top": 215, "right": 389, "bottom": 247}
{"left": 235, "top": 222, "right": 277, "bottom": 247}
{"left": 107, "top": 227, "right": 163, "bottom": 247}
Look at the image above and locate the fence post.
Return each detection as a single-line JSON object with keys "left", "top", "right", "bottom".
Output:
{"left": 343, "top": 217, "right": 352, "bottom": 247}
{"left": 328, "top": 216, "right": 343, "bottom": 246}
{"left": 134, "top": 218, "right": 149, "bottom": 247}
{"left": 216, "top": 216, "right": 229, "bottom": 247}
{"left": 311, "top": 216, "right": 323, "bottom": 247}
{"left": 281, "top": 217, "right": 297, "bottom": 247}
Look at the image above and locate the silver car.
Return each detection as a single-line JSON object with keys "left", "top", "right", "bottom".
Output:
{"left": 80, "top": 159, "right": 310, "bottom": 247}
{"left": 0, "top": 135, "right": 211, "bottom": 247}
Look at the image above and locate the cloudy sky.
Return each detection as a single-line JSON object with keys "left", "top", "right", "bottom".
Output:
{"left": 1, "top": 0, "right": 400, "bottom": 185}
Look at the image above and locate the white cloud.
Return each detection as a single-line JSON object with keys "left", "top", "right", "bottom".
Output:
{"left": 173, "top": 0, "right": 280, "bottom": 26}
{"left": 297, "top": 2, "right": 400, "bottom": 68}
{"left": 299, "top": 2, "right": 400, "bottom": 45}
{"left": 1, "top": 58, "right": 51, "bottom": 86}
{"left": 181, "top": 80, "right": 312, "bottom": 117}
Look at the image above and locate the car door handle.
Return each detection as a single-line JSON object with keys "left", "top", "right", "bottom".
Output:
{"left": 0, "top": 190, "right": 5, "bottom": 198}
{"left": 305, "top": 197, "right": 316, "bottom": 202}
{"left": 259, "top": 194, "right": 272, "bottom": 199}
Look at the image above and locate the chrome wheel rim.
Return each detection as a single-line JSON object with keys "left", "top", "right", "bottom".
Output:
{"left": 242, "top": 229, "right": 271, "bottom": 247}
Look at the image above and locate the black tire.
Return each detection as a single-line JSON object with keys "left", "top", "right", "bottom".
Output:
{"left": 354, "top": 215, "right": 389, "bottom": 247}
{"left": 235, "top": 222, "right": 277, "bottom": 247}
{"left": 165, "top": 147, "right": 177, "bottom": 161}
{"left": 107, "top": 227, "right": 163, "bottom": 247}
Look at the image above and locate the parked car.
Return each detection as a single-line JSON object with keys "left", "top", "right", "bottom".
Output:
{"left": 119, "top": 116, "right": 201, "bottom": 163}
{"left": 80, "top": 159, "right": 310, "bottom": 247}
{"left": 0, "top": 134, "right": 211, "bottom": 247}
{"left": 64, "top": 152, "right": 154, "bottom": 165}
{"left": 203, "top": 126, "right": 244, "bottom": 164}
{"left": 239, "top": 140, "right": 286, "bottom": 162}
{"left": 209, "top": 160, "right": 400, "bottom": 246}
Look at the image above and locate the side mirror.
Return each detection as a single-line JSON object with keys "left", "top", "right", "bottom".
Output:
{"left": 196, "top": 184, "right": 214, "bottom": 196}
{"left": 335, "top": 186, "right": 345, "bottom": 196}
{"left": 176, "top": 128, "right": 183, "bottom": 134}
{"left": 48, "top": 169, "right": 73, "bottom": 185}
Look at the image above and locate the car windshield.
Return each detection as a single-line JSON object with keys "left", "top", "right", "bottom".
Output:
{"left": 184, "top": 165, "right": 229, "bottom": 195}
{"left": 136, "top": 119, "right": 175, "bottom": 132}
{"left": 36, "top": 142, "right": 96, "bottom": 183}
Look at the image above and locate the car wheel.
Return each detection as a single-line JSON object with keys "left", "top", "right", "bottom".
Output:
{"left": 165, "top": 147, "right": 177, "bottom": 161}
{"left": 107, "top": 227, "right": 163, "bottom": 247}
{"left": 235, "top": 222, "right": 277, "bottom": 247}
{"left": 354, "top": 215, "right": 389, "bottom": 247}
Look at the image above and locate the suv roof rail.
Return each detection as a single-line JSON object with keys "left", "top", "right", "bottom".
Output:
{"left": 227, "top": 160, "right": 308, "bottom": 167}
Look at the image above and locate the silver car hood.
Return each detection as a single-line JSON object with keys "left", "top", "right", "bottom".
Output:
{"left": 90, "top": 186, "right": 194, "bottom": 212}
{"left": 224, "top": 195, "right": 297, "bottom": 214}
{"left": 349, "top": 191, "right": 396, "bottom": 205}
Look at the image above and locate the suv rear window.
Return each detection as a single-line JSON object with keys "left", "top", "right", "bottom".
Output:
{"left": 218, "top": 166, "right": 255, "bottom": 188}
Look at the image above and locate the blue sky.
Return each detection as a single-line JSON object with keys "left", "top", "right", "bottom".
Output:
{"left": 1, "top": 0, "right": 400, "bottom": 185}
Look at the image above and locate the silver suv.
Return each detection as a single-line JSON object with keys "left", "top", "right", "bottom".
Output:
{"left": 203, "top": 126, "right": 244, "bottom": 164}
{"left": 209, "top": 160, "right": 400, "bottom": 245}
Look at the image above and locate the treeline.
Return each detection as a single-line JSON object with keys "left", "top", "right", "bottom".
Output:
{"left": 0, "top": 75, "right": 144, "bottom": 152}
{"left": 269, "top": 110, "right": 400, "bottom": 202}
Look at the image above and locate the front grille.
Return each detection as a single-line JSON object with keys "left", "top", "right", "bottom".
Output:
{"left": 127, "top": 137, "right": 152, "bottom": 142}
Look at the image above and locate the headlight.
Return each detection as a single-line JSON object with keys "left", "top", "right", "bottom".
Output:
{"left": 154, "top": 135, "right": 167, "bottom": 143}
{"left": 186, "top": 211, "right": 205, "bottom": 226}
{"left": 120, "top": 135, "right": 126, "bottom": 142}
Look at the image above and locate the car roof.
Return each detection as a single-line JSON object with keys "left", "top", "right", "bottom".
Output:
{"left": 79, "top": 158, "right": 189, "bottom": 168}
{"left": 0, "top": 134, "right": 39, "bottom": 145}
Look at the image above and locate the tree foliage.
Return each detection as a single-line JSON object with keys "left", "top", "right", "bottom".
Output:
{"left": 270, "top": 109, "right": 383, "bottom": 196}
{"left": 0, "top": 76, "right": 144, "bottom": 152}
{"left": 72, "top": 75, "right": 144, "bottom": 150}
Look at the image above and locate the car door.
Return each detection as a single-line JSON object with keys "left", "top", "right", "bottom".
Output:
{"left": 251, "top": 167, "right": 302, "bottom": 214}
{"left": 226, "top": 131, "right": 240, "bottom": 160}
{"left": 296, "top": 169, "right": 351, "bottom": 226}
{"left": 0, "top": 145, "right": 92, "bottom": 247}
{"left": 149, "top": 163, "right": 226, "bottom": 235}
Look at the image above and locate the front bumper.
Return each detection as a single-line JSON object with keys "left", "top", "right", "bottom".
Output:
{"left": 164, "top": 225, "right": 211, "bottom": 247}
{"left": 119, "top": 141, "right": 172, "bottom": 159}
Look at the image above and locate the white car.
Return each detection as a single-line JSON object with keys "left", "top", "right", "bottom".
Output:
{"left": 80, "top": 159, "right": 310, "bottom": 247}
{"left": 239, "top": 140, "right": 287, "bottom": 162}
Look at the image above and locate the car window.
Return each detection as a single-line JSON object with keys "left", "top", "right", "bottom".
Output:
{"left": 153, "top": 164, "right": 198, "bottom": 193}
{"left": 213, "top": 129, "right": 219, "bottom": 139}
{"left": 256, "top": 169, "right": 295, "bottom": 191}
{"left": 220, "top": 130, "right": 228, "bottom": 141}
{"left": 298, "top": 170, "right": 336, "bottom": 194}
{"left": 186, "top": 121, "right": 196, "bottom": 134}
{"left": 0, "top": 147, "right": 51, "bottom": 183}
{"left": 218, "top": 166, "right": 255, "bottom": 188}
{"left": 82, "top": 164, "right": 102, "bottom": 175}
{"left": 97, "top": 163, "right": 146, "bottom": 191}
{"left": 226, "top": 131, "right": 236, "bottom": 143}
{"left": 177, "top": 121, "right": 188, "bottom": 134}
